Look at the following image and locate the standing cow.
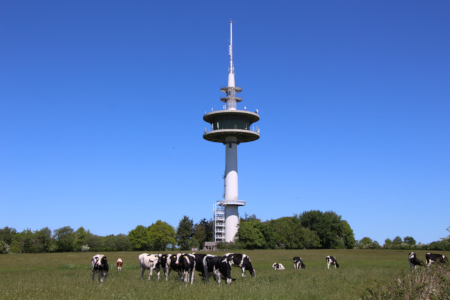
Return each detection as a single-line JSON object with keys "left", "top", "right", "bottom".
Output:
{"left": 326, "top": 256, "right": 339, "bottom": 269}
{"left": 224, "top": 253, "right": 256, "bottom": 277}
{"left": 92, "top": 254, "right": 109, "bottom": 283}
{"left": 425, "top": 253, "right": 447, "bottom": 267}
{"left": 293, "top": 257, "right": 305, "bottom": 270}
{"left": 203, "top": 254, "right": 235, "bottom": 284}
{"left": 408, "top": 252, "right": 424, "bottom": 272}
{"left": 176, "top": 253, "right": 196, "bottom": 284}
{"left": 116, "top": 258, "right": 123, "bottom": 271}
{"left": 139, "top": 253, "right": 162, "bottom": 280}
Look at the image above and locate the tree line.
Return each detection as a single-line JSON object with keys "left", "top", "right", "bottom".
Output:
{"left": 1, "top": 211, "right": 448, "bottom": 253}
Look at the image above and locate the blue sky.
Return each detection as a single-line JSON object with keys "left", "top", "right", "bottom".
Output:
{"left": 1, "top": 1, "right": 449, "bottom": 245}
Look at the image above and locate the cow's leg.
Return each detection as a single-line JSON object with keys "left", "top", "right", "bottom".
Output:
{"left": 178, "top": 270, "right": 183, "bottom": 282}
{"left": 98, "top": 271, "right": 102, "bottom": 282}
{"left": 190, "top": 270, "right": 195, "bottom": 284}
{"left": 92, "top": 270, "right": 95, "bottom": 282}
{"left": 103, "top": 271, "right": 108, "bottom": 282}
{"left": 165, "top": 268, "right": 171, "bottom": 281}
{"left": 241, "top": 267, "right": 246, "bottom": 277}
{"left": 148, "top": 267, "right": 153, "bottom": 280}
{"left": 140, "top": 267, "right": 144, "bottom": 280}
{"left": 214, "top": 269, "right": 221, "bottom": 284}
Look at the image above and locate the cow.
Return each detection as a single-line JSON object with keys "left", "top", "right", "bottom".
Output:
{"left": 138, "top": 253, "right": 162, "bottom": 280}
{"left": 224, "top": 253, "right": 256, "bottom": 277}
{"left": 203, "top": 254, "right": 235, "bottom": 284}
{"left": 164, "top": 254, "right": 184, "bottom": 281}
{"left": 193, "top": 253, "right": 207, "bottom": 279}
{"left": 116, "top": 258, "right": 123, "bottom": 271}
{"left": 425, "top": 253, "right": 448, "bottom": 267}
{"left": 408, "top": 252, "right": 424, "bottom": 272}
{"left": 293, "top": 257, "right": 305, "bottom": 270}
{"left": 272, "top": 262, "right": 285, "bottom": 270}
{"left": 326, "top": 256, "right": 339, "bottom": 269}
{"left": 92, "top": 254, "right": 109, "bottom": 283}
{"left": 176, "top": 253, "right": 196, "bottom": 284}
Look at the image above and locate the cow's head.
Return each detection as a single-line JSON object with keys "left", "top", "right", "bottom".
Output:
{"left": 175, "top": 253, "right": 183, "bottom": 265}
{"left": 220, "top": 256, "right": 234, "bottom": 284}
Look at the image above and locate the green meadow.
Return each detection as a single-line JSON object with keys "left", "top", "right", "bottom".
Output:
{"left": 1, "top": 249, "right": 447, "bottom": 299}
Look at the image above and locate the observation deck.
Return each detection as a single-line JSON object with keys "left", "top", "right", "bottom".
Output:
{"left": 203, "top": 110, "right": 260, "bottom": 143}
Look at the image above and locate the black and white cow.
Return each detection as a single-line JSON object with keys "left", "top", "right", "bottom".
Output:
{"left": 425, "top": 253, "right": 448, "bottom": 267}
{"left": 138, "top": 253, "right": 162, "bottom": 280}
{"left": 326, "top": 256, "right": 339, "bottom": 269}
{"left": 408, "top": 252, "right": 424, "bottom": 272}
{"left": 193, "top": 253, "right": 207, "bottom": 279}
{"left": 176, "top": 253, "right": 196, "bottom": 284}
{"left": 224, "top": 253, "right": 256, "bottom": 277}
{"left": 92, "top": 254, "right": 109, "bottom": 283}
{"left": 293, "top": 257, "right": 305, "bottom": 270}
{"left": 203, "top": 254, "right": 235, "bottom": 284}
{"left": 272, "top": 262, "right": 285, "bottom": 270}
{"left": 164, "top": 254, "right": 184, "bottom": 281}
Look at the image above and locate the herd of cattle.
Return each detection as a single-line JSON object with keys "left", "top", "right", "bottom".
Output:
{"left": 91, "top": 252, "right": 447, "bottom": 283}
{"left": 408, "top": 252, "right": 448, "bottom": 272}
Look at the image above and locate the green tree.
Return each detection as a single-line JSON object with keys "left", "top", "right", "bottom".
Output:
{"left": 114, "top": 234, "right": 132, "bottom": 251}
{"left": 176, "top": 216, "right": 194, "bottom": 250}
{"left": 393, "top": 236, "right": 402, "bottom": 244}
{"left": 148, "top": 220, "right": 176, "bottom": 251}
{"left": 0, "top": 227, "right": 17, "bottom": 245}
{"left": 360, "top": 237, "right": 373, "bottom": 245}
{"left": 128, "top": 225, "right": 151, "bottom": 251}
{"left": 268, "top": 216, "right": 320, "bottom": 249}
{"left": 193, "top": 218, "right": 214, "bottom": 248}
{"left": 35, "top": 227, "right": 52, "bottom": 252}
{"left": 74, "top": 227, "right": 89, "bottom": 251}
{"left": 53, "top": 226, "right": 75, "bottom": 252}
{"left": 299, "top": 210, "right": 354, "bottom": 249}
{"left": 238, "top": 220, "right": 266, "bottom": 249}
{"left": 403, "top": 236, "right": 416, "bottom": 246}
{"left": 84, "top": 233, "right": 103, "bottom": 251}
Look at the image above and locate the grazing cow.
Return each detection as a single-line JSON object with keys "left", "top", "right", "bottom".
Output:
{"left": 408, "top": 252, "right": 424, "bottom": 272}
{"left": 164, "top": 254, "right": 184, "bottom": 281}
{"left": 293, "top": 257, "right": 305, "bottom": 270}
{"left": 326, "top": 256, "right": 339, "bottom": 269}
{"left": 224, "top": 253, "right": 256, "bottom": 277}
{"left": 116, "top": 258, "right": 123, "bottom": 271}
{"left": 138, "top": 253, "right": 162, "bottom": 280}
{"left": 92, "top": 254, "right": 109, "bottom": 283}
{"left": 425, "top": 253, "right": 447, "bottom": 267}
{"left": 272, "top": 263, "right": 285, "bottom": 270}
{"left": 176, "top": 253, "right": 196, "bottom": 284}
{"left": 203, "top": 254, "right": 235, "bottom": 284}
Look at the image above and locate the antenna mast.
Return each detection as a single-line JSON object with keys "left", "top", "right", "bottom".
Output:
{"left": 228, "top": 20, "right": 235, "bottom": 87}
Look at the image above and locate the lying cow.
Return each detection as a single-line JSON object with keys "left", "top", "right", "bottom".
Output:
{"left": 326, "top": 256, "right": 339, "bottom": 269}
{"left": 116, "top": 258, "right": 123, "bottom": 271}
{"left": 92, "top": 254, "right": 109, "bottom": 283}
{"left": 138, "top": 253, "right": 162, "bottom": 280}
{"left": 425, "top": 253, "right": 448, "bottom": 267}
{"left": 293, "top": 257, "right": 305, "bottom": 270}
{"left": 408, "top": 252, "right": 424, "bottom": 272}
{"left": 224, "top": 253, "right": 256, "bottom": 277}
{"left": 272, "top": 262, "right": 285, "bottom": 270}
{"left": 203, "top": 254, "right": 235, "bottom": 284}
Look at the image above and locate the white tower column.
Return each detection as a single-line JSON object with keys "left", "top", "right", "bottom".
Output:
{"left": 224, "top": 135, "right": 239, "bottom": 242}
{"left": 224, "top": 136, "right": 238, "bottom": 200}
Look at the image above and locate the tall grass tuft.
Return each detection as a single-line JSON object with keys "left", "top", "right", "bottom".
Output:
{"left": 362, "top": 264, "right": 450, "bottom": 300}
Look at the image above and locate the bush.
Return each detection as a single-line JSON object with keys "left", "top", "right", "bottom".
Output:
{"left": 362, "top": 263, "right": 450, "bottom": 299}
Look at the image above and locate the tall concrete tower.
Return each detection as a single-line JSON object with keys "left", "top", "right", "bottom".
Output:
{"left": 203, "top": 22, "right": 260, "bottom": 243}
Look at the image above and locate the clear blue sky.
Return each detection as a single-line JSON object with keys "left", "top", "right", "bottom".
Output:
{"left": 1, "top": 1, "right": 449, "bottom": 245}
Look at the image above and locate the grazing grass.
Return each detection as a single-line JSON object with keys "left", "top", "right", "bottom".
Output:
{"left": 1, "top": 250, "right": 448, "bottom": 299}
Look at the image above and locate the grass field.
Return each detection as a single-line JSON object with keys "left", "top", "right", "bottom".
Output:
{"left": 1, "top": 249, "right": 448, "bottom": 299}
